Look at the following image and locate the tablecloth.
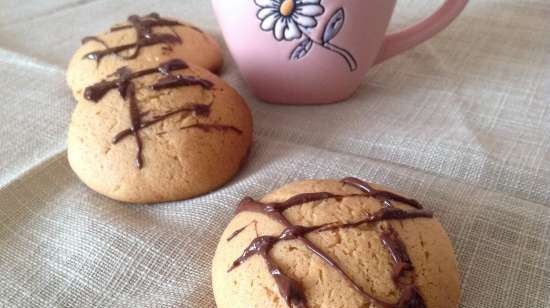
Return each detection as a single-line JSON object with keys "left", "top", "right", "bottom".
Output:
{"left": 1, "top": 0, "right": 549, "bottom": 307}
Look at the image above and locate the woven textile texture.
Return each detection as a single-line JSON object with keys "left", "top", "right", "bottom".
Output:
{"left": 1, "top": 1, "right": 549, "bottom": 307}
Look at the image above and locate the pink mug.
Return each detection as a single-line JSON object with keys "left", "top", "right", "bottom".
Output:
{"left": 212, "top": 0, "right": 468, "bottom": 104}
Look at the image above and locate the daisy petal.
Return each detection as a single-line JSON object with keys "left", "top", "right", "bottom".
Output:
{"left": 255, "top": 0, "right": 278, "bottom": 8}
{"left": 293, "top": 14, "right": 317, "bottom": 28}
{"left": 298, "top": 0, "right": 321, "bottom": 4}
{"left": 296, "top": 4, "right": 324, "bottom": 16}
{"left": 260, "top": 13, "right": 280, "bottom": 30}
{"left": 274, "top": 18, "right": 287, "bottom": 41}
{"left": 284, "top": 20, "right": 302, "bottom": 40}
{"left": 257, "top": 7, "right": 278, "bottom": 19}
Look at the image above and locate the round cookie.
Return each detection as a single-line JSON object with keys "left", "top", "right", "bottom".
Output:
{"left": 67, "top": 59, "right": 252, "bottom": 203}
{"left": 212, "top": 178, "right": 460, "bottom": 308}
{"left": 67, "top": 13, "right": 223, "bottom": 97}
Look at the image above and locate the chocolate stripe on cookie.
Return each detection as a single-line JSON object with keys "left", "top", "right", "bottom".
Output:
{"left": 83, "top": 59, "right": 241, "bottom": 169}
{"left": 84, "top": 59, "right": 189, "bottom": 101}
{"left": 227, "top": 177, "right": 431, "bottom": 308}
{"left": 83, "top": 13, "right": 184, "bottom": 63}
{"left": 343, "top": 177, "right": 423, "bottom": 209}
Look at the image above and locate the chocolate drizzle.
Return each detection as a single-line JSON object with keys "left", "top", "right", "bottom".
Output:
{"left": 227, "top": 178, "right": 432, "bottom": 308}
{"left": 227, "top": 226, "right": 247, "bottom": 242}
{"left": 111, "top": 104, "right": 215, "bottom": 144}
{"left": 81, "top": 36, "right": 109, "bottom": 48}
{"left": 83, "top": 59, "right": 242, "bottom": 168}
{"left": 152, "top": 74, "right": 214, "bottom": 90}
{"left": 84, "top": 59, "right": 188, "bottom": 102}
{"left": 343, "top": 177, "right": 423, "bottom": 209}
{"left": 82, "top": 13, "right": 185, "bottom": 63}
{"left": 229, "top": 225, "right": 327, "bottom": 308}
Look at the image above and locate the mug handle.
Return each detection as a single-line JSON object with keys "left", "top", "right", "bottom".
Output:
{"left": 374, "top": 0, "right": 469, "bottom": 64}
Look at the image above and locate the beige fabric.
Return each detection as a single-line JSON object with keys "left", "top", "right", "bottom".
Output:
{"left": 0, "top": 1, "right": 549, "bottom": 307}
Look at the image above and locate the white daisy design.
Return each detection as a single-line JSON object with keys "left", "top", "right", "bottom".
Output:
{"left": 254, "top": 1, "right": 358, "bottom": 71}
{"left": 255, "top": 0, "right": 325, "bottom": 41}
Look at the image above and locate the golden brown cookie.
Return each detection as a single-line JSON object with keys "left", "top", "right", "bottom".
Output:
{"left": 212, "top": 178, "right": 460, "bottom": 308}
{"left": 67, "top": 59, "right": 252, "bottom": 203}
{"left": 67, "top": 13, "right": 223, "bottom": 97}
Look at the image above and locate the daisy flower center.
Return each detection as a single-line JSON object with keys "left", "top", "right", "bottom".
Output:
{"left": 279, "top": 0, "right": 295, "bottom": 17}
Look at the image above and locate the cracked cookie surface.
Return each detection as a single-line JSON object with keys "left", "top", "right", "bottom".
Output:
{"left": 67, "top": 62, "right": 252, "bottom": 203}
{"left": 212, "top": 179, "right": 460, "bottom": 308}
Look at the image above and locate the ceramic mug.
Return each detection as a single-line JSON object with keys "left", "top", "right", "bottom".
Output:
{"left": 212, "top": 0, "right": 468, "bottom": 104}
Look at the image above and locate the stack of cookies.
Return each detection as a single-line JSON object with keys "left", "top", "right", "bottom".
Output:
{"left": 66, "top": 13, "right": 253, "bottom": 203}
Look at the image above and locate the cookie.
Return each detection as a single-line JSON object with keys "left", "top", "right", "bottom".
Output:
{"left": 67, "top": 13, "right": 223, "bottom": 97}
{"left": 67, "top": 59, "right": 252, "bottom": 203}
{"left": 212, "top": 178, "right": 460, "bottom": 308}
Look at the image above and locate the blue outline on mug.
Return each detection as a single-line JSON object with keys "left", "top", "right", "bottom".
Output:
{"left": 255, "top": 0, "right": 358, "bottom": 71}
